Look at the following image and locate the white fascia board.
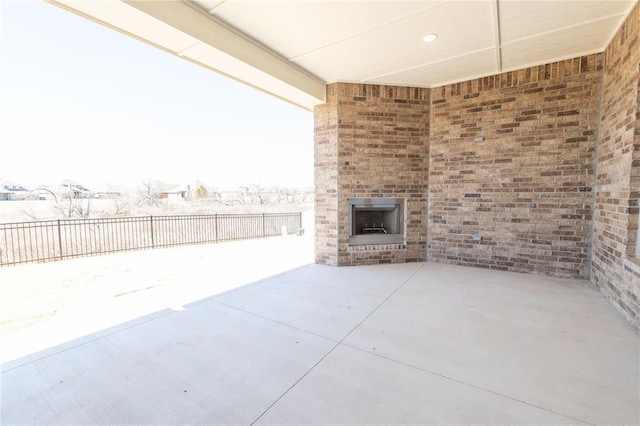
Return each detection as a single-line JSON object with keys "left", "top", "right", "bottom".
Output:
{"left": 48, "top": 0, "right": 326, "bottom": 110}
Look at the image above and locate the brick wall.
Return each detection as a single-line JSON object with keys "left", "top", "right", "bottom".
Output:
{"left": 314, "top": 83, "right": 430, "bottom": 266}
{"left": 592, "top": 2, "right": 640, "bottom": 330}
{"left": 428, "top": 55, "right": 602, "bottom": 278}
{"left": 312, "top": 4, "right": 640, "bottom": 331}
{"left": 314, "top": 84, "right": 339, "bottom": 265}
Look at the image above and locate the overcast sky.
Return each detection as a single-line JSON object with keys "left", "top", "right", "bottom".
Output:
{"left": 0, "top": 0, "right": 314, "bottom": 189}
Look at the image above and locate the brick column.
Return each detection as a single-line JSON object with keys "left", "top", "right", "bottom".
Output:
{"left": 314, "top": 85, "right": 339, "bottom": 265}
{"left": 314, "top": 83, "right": 430, "bottom": 266}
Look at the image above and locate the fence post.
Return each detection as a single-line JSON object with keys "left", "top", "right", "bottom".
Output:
{"left": 57, "top": 219, "right": 63, "bottom": 259}
{"left": 215, "top": 214, "right": 218, "bottom": 243}
{"left": 150, "top": 215, "right": 155, "bottom": 248}
{"left": 262, "top": 213, "right": 266, "bottom": 237}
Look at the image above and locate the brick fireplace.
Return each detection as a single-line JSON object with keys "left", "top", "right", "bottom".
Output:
{"left": 314, "top": 83, "right": 430, "bottom": 266}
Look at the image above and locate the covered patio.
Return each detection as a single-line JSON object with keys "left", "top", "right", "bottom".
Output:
{"left": 40, "top": 0, "right": 640, "bottom": 330}
{"left": 2, "top": 258, "right": 638, "bottom": 424}
{"left": 2, "top": 0, "right": 640, "bottom": 424}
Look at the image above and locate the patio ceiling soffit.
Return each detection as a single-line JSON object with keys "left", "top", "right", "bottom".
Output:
{"left": 46, "top": 0, "right": 637, "bottom": 110}
{"left": 47, "top": 0, "right": 327, "bottom": 111}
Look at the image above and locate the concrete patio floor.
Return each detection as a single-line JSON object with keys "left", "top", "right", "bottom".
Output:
{"left": 2, "top": 258, "right": 639, "bottom": 424}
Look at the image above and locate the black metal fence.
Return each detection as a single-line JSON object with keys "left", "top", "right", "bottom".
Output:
{"left": 0, "top": 213, "right": 302, "bottom": 266}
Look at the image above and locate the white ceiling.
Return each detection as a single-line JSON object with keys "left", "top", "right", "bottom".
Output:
{"left": 50, "top": 0, "right": 638, "bottom": 110}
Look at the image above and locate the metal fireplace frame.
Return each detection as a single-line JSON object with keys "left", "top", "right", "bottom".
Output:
{"left": 348, "top": 197, "right": 405, "bottom": 245}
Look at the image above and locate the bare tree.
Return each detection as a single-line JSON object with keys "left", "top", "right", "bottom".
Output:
{"left": 19, "top": 207, "right": 39, "bottom": 221}
{"left": 277, "top": 187, "right": 289, "bottom": 203}
{"left": 111, "top": 195, "right": 130, "bottom": 216}
{"left": 299, "top": 189, "right": 313, "bottom": 203}
{"left": 138, "top": 178, "right": 160, "bottom": 206}
{"left": 208, "top": 190, "right": 222, "bottom": 203}
{"left": 56, "top": 195, "right": 93, "bottom": 218}
{"left": 234, "top": 188, "right": 248, "bottom": 205}
{"left": 245, "top": 184, "right": 272, "bottom": 205}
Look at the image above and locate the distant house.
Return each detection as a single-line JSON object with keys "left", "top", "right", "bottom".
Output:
{"left": 0, "top": 188, "right": 12, "bottom": 201}
{"left": 0, "top": 179, "right": 30, "bottom": 201}
{"left": 59, "top": 180, "right": 92, "bottom": 199}
{"left": 92, "top": 183, "right": 129, "bottom": 199}
{"left": 160, "top": 181, "right": 211, "bottom": 200}
{"left": 159, "top": 187, "right": 182, "bottom": 200}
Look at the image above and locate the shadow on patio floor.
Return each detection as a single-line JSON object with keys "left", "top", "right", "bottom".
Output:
{"left": 0, "top": 234, "right": 314, "bottom": 363}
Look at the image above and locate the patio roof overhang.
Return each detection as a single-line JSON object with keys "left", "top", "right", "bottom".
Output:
{"left": 47, "top": 0, "right": 637, "bottom": 111}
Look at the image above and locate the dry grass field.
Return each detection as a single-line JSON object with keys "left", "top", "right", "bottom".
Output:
{"left": 0, "top": 197, "right": 313, "bottom": 224}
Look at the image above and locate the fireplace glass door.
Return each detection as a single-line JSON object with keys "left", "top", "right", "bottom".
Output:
{"left": 348, "top": 198, "right": 405, "bottom": 245}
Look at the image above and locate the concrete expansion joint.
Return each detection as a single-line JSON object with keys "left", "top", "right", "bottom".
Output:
{"left": 211, "top": 299, "right": 339, "bottom": 344}
{"left": 340, "top": 343, "right": 597, "bottom": 426}
{"left": 250, "top": 263, "right": 425, "bottom": 425}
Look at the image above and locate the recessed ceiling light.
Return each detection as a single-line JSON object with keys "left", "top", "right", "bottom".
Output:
{"left": 423, "top": 33, "right": 438, "bottom": 42}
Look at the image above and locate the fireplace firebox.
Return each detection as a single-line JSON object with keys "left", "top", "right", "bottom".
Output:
{"left": 348, "top": 197, "right": 405, "bottom": 245}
